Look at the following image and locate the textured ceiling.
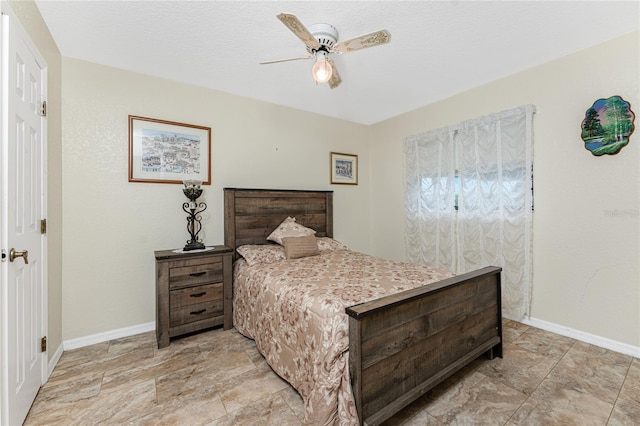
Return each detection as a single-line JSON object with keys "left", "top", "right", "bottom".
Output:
{"left": 35, "top": 1, "right": 639, "bottom": 125}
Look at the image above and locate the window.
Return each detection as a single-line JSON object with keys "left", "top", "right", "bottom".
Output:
{"left": 405, "top": 105, "right": 535, "bottom": 320}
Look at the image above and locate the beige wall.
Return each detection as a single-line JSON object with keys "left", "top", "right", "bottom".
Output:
{"left": 6, "top": 0, "right": 63, "bottom": 362}
{"left": 369, "top": 31, "right": 640, "bottom": 347}
{"left": 9, "top": 0, "right": 638, "bottom": 352}
{"left": 61, "top": 58, "right": 370, "bottom": 340}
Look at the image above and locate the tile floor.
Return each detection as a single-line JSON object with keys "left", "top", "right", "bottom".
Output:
{"left": 24, "top": 320, "right": 639, "bottom": 425}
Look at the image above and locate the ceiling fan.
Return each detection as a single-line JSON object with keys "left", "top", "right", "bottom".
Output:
{"left": 261, "top": 13, "right": 391, "bottom": 89}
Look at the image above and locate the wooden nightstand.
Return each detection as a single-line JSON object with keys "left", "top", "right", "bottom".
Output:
{"left": 155, "top": 245, "right": 233, "bottom": 348}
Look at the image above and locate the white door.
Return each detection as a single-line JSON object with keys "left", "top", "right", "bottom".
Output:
{"left": 0, "top": 9, "right": 48, "bottom": 426}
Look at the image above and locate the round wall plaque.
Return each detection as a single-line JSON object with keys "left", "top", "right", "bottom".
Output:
{"left": 581, "top": 95, "right": 635, "bottom": 156}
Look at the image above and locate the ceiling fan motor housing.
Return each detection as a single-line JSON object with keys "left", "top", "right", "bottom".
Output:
{"left": 307, "top": 23, "right": 338, "bottom": 52}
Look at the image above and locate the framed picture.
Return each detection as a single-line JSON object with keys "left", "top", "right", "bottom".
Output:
{"left": 128, "top": 115, "right": 211, "bottom": 184}
{"left": 330, "top": 152, "right": 358, "bottom": 185}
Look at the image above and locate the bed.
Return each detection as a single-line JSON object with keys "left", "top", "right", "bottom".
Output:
{"left": 224, "top": 188, "right": 502, "bottom": 426}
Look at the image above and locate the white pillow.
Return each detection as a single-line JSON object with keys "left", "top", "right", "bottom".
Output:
{"left": 236, "top": 244, "right": 285, "bottom": 266}
{"left": 266, "top": 216, "right": 316, "bottom": 245}
{"left": 316, "top": 237, "right": 349, "bottom": 252}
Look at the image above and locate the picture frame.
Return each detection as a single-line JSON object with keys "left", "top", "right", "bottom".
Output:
{"left": 128, "top": 115, "right": 211, "bottom": 184}
{"left": 330, "top": 152, "right": 358, "bottom": 185}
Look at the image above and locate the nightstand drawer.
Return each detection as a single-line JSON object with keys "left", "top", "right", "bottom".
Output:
{"left": 170, "top": 300, "right": 223, "bottom": 327}
{"left": 169, "top": 258, "right": 223, "bottom": 289}
{"left": 170, "top": 282, "right": 222, "bottom": 308}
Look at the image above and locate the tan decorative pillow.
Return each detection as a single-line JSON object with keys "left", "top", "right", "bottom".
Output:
{"left": 282, "top": 235, "right": 320, "bottom": 259}
{"left": 267, "top": 216, "right": 316, "bottom": 245}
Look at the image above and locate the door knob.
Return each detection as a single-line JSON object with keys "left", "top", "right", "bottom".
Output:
{"left": 9, "top": 248, "right": 28, "bottom": 264}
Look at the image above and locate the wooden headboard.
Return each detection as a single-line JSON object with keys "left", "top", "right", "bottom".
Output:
{"left": 224, "top": 188, "right": 333, "bottom": 259}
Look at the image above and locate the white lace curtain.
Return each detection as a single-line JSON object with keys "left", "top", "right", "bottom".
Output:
{"left": 404, "top": 105, "right": 534, "bottom": 320}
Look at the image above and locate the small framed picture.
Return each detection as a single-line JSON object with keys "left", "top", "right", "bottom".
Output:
{"left": 330, "top": 152, "right": 358, "bottom": 185}
{"left": 128, "top": 115, "right": 211, "bottom": 184}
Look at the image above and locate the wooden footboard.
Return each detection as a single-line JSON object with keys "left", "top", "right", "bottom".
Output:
{"left": 346, "top": 266, "right": 503, "bottom": 426}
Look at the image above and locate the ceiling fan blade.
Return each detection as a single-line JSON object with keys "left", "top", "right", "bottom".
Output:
{"left": 260, "top": 55, "right": 313, "bottom": 65}
{"left": 328, "top": 61, "right": 342, "bottom": 89}
{"left": 333, "top": 29, "right": 391, "bottom": 54}
{"left": 276, "top": 13, "right": 321, "bottom": 51}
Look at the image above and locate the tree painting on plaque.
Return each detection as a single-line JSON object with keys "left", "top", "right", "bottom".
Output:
{"left": 581, "top": 96, "right": 635, "bottom": 156}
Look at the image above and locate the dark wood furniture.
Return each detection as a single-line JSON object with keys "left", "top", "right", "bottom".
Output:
{"left": 155, "top": 246, "right": 233, "bottom": 349}
{"left": 347, "top": 266, "right": 502, "bottom": 425}
{"left": 223, "top": 188, "right": 502, "bottom": 426}
{"left": 224, "top": 188, "right": 332, "bottom": 260}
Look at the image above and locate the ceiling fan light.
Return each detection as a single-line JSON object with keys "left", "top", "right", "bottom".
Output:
{"left": 312, "top": 52, "right": 333, "bottom": 83}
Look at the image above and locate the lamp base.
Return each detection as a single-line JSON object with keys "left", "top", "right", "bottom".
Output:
{"left": 183, "top": 241, "right": 206, "bottom": 251}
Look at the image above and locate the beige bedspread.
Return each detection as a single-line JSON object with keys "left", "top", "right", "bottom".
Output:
{"left": 233, "top": 248, "right": 455, "bottom": 425}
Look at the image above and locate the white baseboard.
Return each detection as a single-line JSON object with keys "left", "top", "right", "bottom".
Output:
{"left": 53, "top": 316, "right": 638, "bottom": 372}
{"left": 43, "top": 323, "right": 154, "bottom": 385}
{"left": 63, "top": 321, "right": 155, "bottom": 351}
{"left": 47, "top": 342, "right": 64, "bottom": 378}
{"left": 522, "top": 316, "right": 640, "bottom": 358}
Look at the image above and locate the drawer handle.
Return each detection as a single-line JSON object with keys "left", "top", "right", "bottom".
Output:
{"left": 190, "top": 309, "right": 206, "bottom": 316}
{"left": 190, "top": 272, "right": 207, "bottom": 277}
{"left": 190, "top": 292, "right": 206, "bottom": 298}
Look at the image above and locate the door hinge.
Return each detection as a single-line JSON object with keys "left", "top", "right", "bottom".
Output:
{"left": 41, "top": 218, "right": 47, "bottom": 234}
{"left": 41, "top": 336, "right": 47, "bottom": 352}
{"left": 40, "top": 100, "right": 47, "bottom": 117}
